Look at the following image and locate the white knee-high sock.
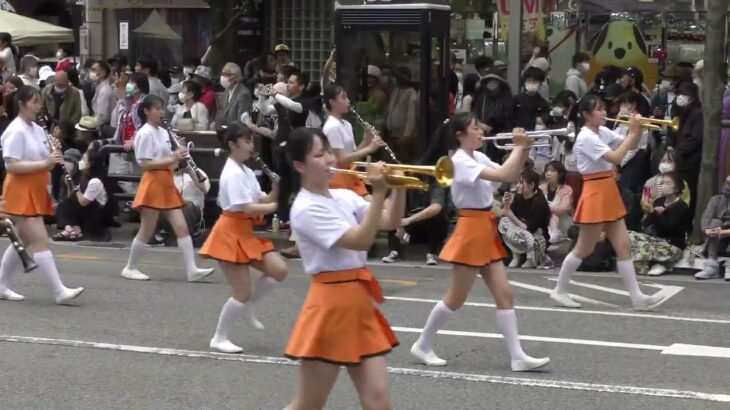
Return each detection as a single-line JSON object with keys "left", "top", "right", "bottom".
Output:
{"left": 0, "top": 246, "right": 22, "bottom": 290}
{"left": 213, "top": 297, "right": 246, "bottom": 341}
{"left": 34, "top": 251, "right": 67, "bottom": 297}
{"left": 126, "top": 238, "right": 147, "bottom": 270}
{"left": 416, "top": 300, "right": 454, "bottom": 352}
{"left": 554, "top": 252, "right": 582, "bottom": 294}
{"left": 496, "top": 309, "right": 528, "bottom": 360}
{"left": 249, "top": 276, "right": 279, "bottom": 304}
{"left": 616, "top": 259, "right": 646, "bottom": 303}
{"left": 177, "top": 235, "right": 199, "bottom": 274}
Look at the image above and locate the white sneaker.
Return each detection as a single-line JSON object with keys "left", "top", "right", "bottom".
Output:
{"left": 187, "top": 267, "right": 215, "bottom": 282}
{"left": 549, "top": 231, "right": 563, "bottom": 243}
{"left": 210, "top": 338, "right": 243, "bottom": 354}
{"left": 55, "top": 287, "right": 84, "bottom": 305}
{"left": 647, "top": 264, "right": 667, "bottom": 276}
{"left": 725, "top": 264, "right": 730, "bottom": 281}
{"left": 426, "top": 253, "right": 439, "bottom": 266}
{"left": 549, "top": 291, "right": 582, "bottom": 308}
{"left": 382, "top": 251, "right": 400, "bottom": 263}
{"left": 121, "top": 267, "right": 150, "bottom": 281}
{"left": 508, "top": 256, "right": 522, "bottom": 268}
{"left": 410, "top": 343, "right": 447, "bottom": 366}
{"left": 632, "top": 292, "right": 669, "bottom": 311}
{"left": 243, "top": 307, "right": 265, "bottom": 330}
{"left": 511, "top": 356, "right": 551, "bottom": 372}
{"left": 0, "top": 288, "right": 25, "bottom": 301}
{"left": 521, "top": 258, "right": 536, "bottom": 269}
{"left": 694, "top": 260, "right": 720, "bottom": 280}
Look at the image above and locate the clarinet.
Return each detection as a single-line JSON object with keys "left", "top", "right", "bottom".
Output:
{"left": 162, "top": 120, "right": 208, "bottom": 183}
{"left": 252, "top": 154, "right": 281, "bottom": 183}
{"left": 39, "top": 113, "right": 78, "bottom": 197}
{"left": 3, "top": 220, "right": 38, "bottom": 273}
{"left": 349, "top": 108, "right": 401, "bottom": 164}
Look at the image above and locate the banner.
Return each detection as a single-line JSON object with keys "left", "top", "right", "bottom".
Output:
{"left": 497, "top": 0, "right": 549, "bottom": 42}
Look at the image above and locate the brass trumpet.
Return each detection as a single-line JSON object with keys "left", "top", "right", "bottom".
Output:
{"left": 606, "top": 116, "right": 678, "bottom": 131}
{"left": 329, "top": 167, "right": 430, "bottom": 191}
{"left": 351, "top": 156, "right": 454, "bottom": 188}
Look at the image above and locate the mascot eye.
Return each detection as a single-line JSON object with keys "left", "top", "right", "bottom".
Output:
{"left": 608, "top": 41, "right": 613, "bottom": 49}
{"left": 628, "top": 42, "right": 633, "bottom": 50}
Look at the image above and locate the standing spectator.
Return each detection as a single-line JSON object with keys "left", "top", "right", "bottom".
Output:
{"left": 41, "top": 70, "right": 82, "bottom": 125}
{"left": 218, "top": 62, "right": 252, "bottom": 125}
{"left": 321, "top": 48, "right": 336, "bottom": 89}
{"left": 55, "top": 48, "right": 74, "bottom": 72}
{"left": 18, "top": 55, "right": 40, "bottom": 90}
{"left": 474, "top": 55, "right": 493, "bottom": 79}
{"left": 694, "top": 175, "right": 730, "bottom": 280}
{"left": 565, "top": 52, "right": 589, "bottom": 99}
{"left": 171, "top": 80, "right": 209, "bottom": 131}
{"left": 367, "top": 65, "right": 387, "bottom": 117}
{"left": 90, "top": 60, "right": 116, "bottom": 133}
{"left": 513, "top": 67, "right": 550, "bottom": 131}
{"left": 615, "top": 92, "right": 650, "bottom": 230}
{"left": 669, "top": 82, "right": 703, "bottom": 221}
{"left": 274, "top": 43, "right": 294, "bottom": 69}
{"left": 64, "top": 67, "right": 90, "bottom": 117}
{"left": 693, "top": 59, "right": 703, "bottom": 100}
{"left": 109, "top": 72, "right": 148, "bottom": 194}
{"left": 618, "top": 67, "right": 651, "bottom": 116}
{"left": 0, "top": 33, "right": 17, "bottom": 80}
{"left": 720, "top": 80, "right": 730, "bottom": 190}
{"left": 193, "top": 65, "right": 217, "bottom": 118}
{"left": 539, "top": 161, "right": 574, "bottom": 244}
{"left": 167, "top": 66, "right": 186, "bottom": 107}
{"left": 499, "top": 170, "right": 552, "bottom": 268}
{"left": 459, "top": 73, "right": 480, "bottom": 113}
{"left": 136, "top": 57, "right": 169, "bottom": 105}
{"left": 472, "top": 72, "right": 514, "bottom": 162}
{"left": 384, "top": 67, "right": 419, "bottom": 161}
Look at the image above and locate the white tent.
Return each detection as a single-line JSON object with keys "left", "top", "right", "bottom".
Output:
{"left": 0, "top": 10, "right": 74, "bottom": 46}
{"left": 133, "top": 10, "right": 182, "bottom": 41}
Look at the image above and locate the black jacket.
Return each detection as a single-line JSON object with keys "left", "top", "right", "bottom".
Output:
{"left": 643, "top": 196, "right": 690, "bottom": 249}
{"left": 670, "top": 103, "right": 703, "bottom": 171}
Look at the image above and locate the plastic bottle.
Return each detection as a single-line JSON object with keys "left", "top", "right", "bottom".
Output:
{"left": 272, "top": 214, "right": 280, "bottom": 235}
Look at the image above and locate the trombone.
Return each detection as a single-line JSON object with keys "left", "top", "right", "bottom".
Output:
{"left": 351, "top": 156, "right": 454, "bottom": 187}
{"left": 606, "top": 116, "right": 679, "bottom": 131}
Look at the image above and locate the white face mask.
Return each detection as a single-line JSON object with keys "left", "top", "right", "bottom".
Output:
{"left": 486, "top": 81, "right": 499, "bottom": 91}
{"left": 171, "top": 78, "right": 180, "bottom": 85}
{"left": 660, "top": 184, "right": 674, "bottom": 196}
{"left": 56, "top": 51, "right": 64, "bottom": 60}
{"left": 78, "top": 159, "right": 88, "bottom": 171}
{"left": 658, "top": 162, "right": 674, "bottom": 173}
{"left": 178, "top": 92, "right": 187, "bottom": 102}
{"left": 220, "top": 75, "right": 232, "bottom": 89}
{"left": 619, "top": 105, "right": 632, "bottom": 116}
{"left": 660, "top": 80, "right": 671, "bottom": 90}
{"left": 456, "top": 72, "right": 463, "bottom": 82}
{"left": 579, "top": 62, "right": 590, "bottom": 73}
{"left": 525, "top": 83, "right": 539, "bottom": 93}
{"left": 551, "top": 106, "right": 565, "bottom": 117}
{"left": 676, "top": 95, "right": 690, "bottom": 107}
{"left": 89, "top": 72, "right": 99, "bottom": 82}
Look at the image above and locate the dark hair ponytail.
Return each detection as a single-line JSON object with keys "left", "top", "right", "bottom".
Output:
{"left": 577, "top": 93, "right": 605, "bottom": 121}
{"left": 285, "top": 127, "right": 332, "bottom": 192}
{"left": 137, "top": 95, "right": 164, "bottom": 123}
{"left": 215, "top": 121, "right": 252, "bottom": 150}
{"left": 14, "top": 85, "right": 41, "bottom": 113}
{"left": 323, "top": 84, "right": 346, "bottom": 111}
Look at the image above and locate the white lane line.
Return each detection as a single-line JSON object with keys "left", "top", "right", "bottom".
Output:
{"left": 384, "top": 296, "right": 730, "bottom": 325}
{"left": 508, "top": 280, "right": 619, "bottom": 307}
{"left": 2, "top": 335, "right": 728, "bottom": 404}
{"left": 546, "top": 278, "right": 631, "bottom": 296}
{"left": 392, "top": 327, "right": 730, "bottom": 359}
{"left": 391, "top": 326, "right": 666, "bottom": 351}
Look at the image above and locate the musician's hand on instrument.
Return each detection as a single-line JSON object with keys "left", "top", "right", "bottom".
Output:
{"left": 123, "top": 140, "right": 134, "bottom": 152}
{"left": 628, "top": 114, "right": 643, "bottom": 135}
{"left": 366, "top": 161, "right": 388, "bottom": 193}
{"left": 46, "top": 151, "right": 64, "bottom": 166}
{"left": 511, "top": 128, "right": 531, "bottom": 148}
{"left": 368, "top": 135, "right": 386, "bottom": 152}
{"left": 173, "top": 147, "right": 189, "bottom": 162}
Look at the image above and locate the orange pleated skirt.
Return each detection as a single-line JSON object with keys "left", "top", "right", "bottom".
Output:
{"left": 2, "top": 170, "right": 53, "bottom": 217}
{"left": 285, "top": 268, "right": 399, "bottom": 366}
{"left": 132, "top": 168, "right": 185, "bottom": 210}
{"left": 199, "top": 211, "right": 273, "bottom": 264}
{"left": 439, "top": 209, "right": 507, "bottom": 267}
{"left": 573, "top": 171, "right": 626, "bottom": 224}
{"left": 329, "top": 162, "right": 369, "bottom": 197}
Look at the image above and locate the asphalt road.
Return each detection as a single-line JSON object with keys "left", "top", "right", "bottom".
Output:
{"left": 1, "top": 239, "right": 729, "bottom": 410}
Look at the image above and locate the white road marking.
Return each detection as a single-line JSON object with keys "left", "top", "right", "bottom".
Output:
{"left": 392, "top": 327, "right": 730, "bottom": 359}
{"left": 508, "top": 280, "right": 619, "bottom": 307}
{"left": 642, "top": 283, "right": 685, "bottom": 307}
{"left": 1, "top": 335, "right": 728, "bottom": 403}
{"left": 545, "top": 278, "right": 685, "bottom": 307}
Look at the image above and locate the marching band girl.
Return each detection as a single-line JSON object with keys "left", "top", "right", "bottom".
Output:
{"left": 200, "top": 123, "right": 288, "bottom": 353}
{"left": 0, "top": 85, "right": 84, "bottom": 304}
{"left": 549, "top": 94, "right": 668, "bottom": 310}
{"left": 322, "top": 84, "right": 385, "bottom": 197}
{"left": 120, "top": 95, "right": 213, "bottom": 282}
{"left": 410, "top": 112, "right": 550, "bottom": 372}
{"left": 284, "top": 127, "right": 405, "bottom": 410}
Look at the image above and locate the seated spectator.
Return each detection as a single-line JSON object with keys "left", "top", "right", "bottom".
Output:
{"left": 152, "top": 166, "right": 210, "bottom": 246}
{"left": 539, "top": 160, "right": 574, "bottom": 244}
{"left": 53, "top": 149, "right": 119, "bottom": 241}
{"left": 641, "top": 149, "right": 690, "bottom": 215}
{"left": 695, "top": 175, "right": 730, "bottom": 280}
{"left": 628, "top": 171, "right": 690, "bottom": 276}
{"left": 382, "top": 181, "right": 450, "bottom": 266}
{"left": 171, "top": 80, "right": 209, "bottom": 131}
{"left": 499, "top": 170, "right": 551, "bottom": 268}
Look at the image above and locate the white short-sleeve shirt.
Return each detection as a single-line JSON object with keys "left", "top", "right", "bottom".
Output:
{"left": 83, "top": 178, "right": 108, "bottom": 206}
{"left": 574, "top": 126, "right": 624, "bottom": 175}
{"left": 1, "top": 117, "right": 50, "bottom": 162}
{"left": 134, "top": 123, "right": 173, "bottom": 164}
{"left": 290, "top": 188, "right": 370, "bottom": 275}
{"left": 450, "top": 148, "right": 500, "bottom": 209}
{"left": 217, "top": 157, "right": 265, "bottom": 212}
{"left": 322, "top": 116, "right": 356, "bottom": 153}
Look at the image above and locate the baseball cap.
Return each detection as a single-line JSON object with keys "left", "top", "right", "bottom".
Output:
{"left": 274, "top": 44, "right": 290, "bottom": 53}
{"left": 194, "top": 65, "right": 212, "bottom": 80}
